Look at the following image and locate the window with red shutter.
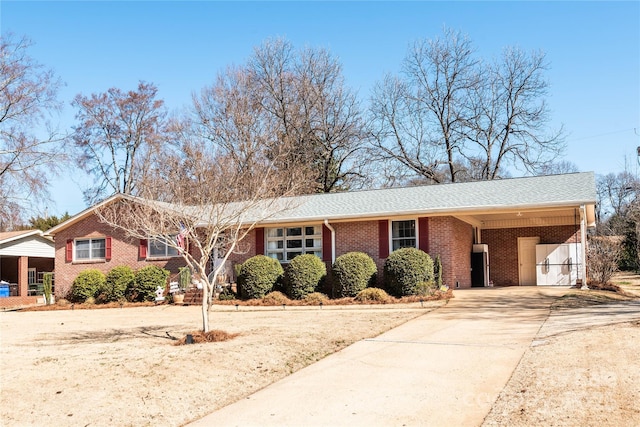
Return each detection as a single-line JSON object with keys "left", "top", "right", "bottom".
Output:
{"left": 255, "top": 228, "right": 264, "bottom": 256}
{"left": 378, "top": 220, "right": 389, "bottom": 258}
{"left": 418, "top": 217, "right": 429, "bottom": 253}
{"left": 105, "top": 236, "right": 112, "bottom": 261}
{"left": 66, "top": 239, "right": 73, "bottom": 262}
{"left": 322, "top": 224, "right": 332, "bottom": 263}
{"left": 139, "top": 239, "right": 148, "bottom": 259}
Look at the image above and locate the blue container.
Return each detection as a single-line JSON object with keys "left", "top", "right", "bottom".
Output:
{"left": 0, "top": 284, "right": 9, "bottom": 298}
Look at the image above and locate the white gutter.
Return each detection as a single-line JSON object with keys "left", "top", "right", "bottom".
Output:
{"left": 323, "top": 219, "right": 336, "bottom": 264}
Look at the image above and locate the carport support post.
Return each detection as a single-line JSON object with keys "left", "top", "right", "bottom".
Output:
{"left": 580, "top": 205, "right": 589, "bottom": 290}
{"left": 18, "top": 256, "right": 28, "bottom": 297}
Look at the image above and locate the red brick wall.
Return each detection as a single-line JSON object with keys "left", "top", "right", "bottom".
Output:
{"left": 334, "top": 220, "right": 381, "bottom": 267}
{"left": 53, "top": 214, "right": 186, "bottom": 298}
{"left": 230, "top": 219, "right": 473, "bottom": 290}
{"left": 428, "top": 217, "right": 474, "bottom": 289}
{"left": 0, "top": 296, "right": 38, "bottom": 308}
{"left": 225, "top": 228, "right": 258, "bottom": 282}
{"left": 482, "top": 225, "right": 580, "bottom": 286}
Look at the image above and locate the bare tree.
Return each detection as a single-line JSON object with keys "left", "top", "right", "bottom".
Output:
{"left": 71, "top": 81, "right": 167, "bottom": 204}
{"left": 369, "top": 28, "right": 565, "bottom": 185}
{"left": 597, "top": 171, "right": 638, "bottom": 224}
{"left": 370, "top": 28, "right": 477, "bottom": 184}
{"left": 99, "top": 111, "right": 305, "bottom": 332}
{"left": 0, "top": 34, "right": 65, "bottom": 229}
{"left": 463, "top": 48, "right": 564, "bottom": 179}
{"left": 213, "top": 38, "right": 370, "bottom": 193}
{"left": 587, "top": 236, "right": 621, "bottom": 284}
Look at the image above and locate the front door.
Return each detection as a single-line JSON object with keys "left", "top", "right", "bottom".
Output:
{"left": 518, "top": 237, "right": 540, "bottom": 286}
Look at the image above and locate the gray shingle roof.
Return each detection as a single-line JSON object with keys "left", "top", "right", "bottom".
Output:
{"left": 264, "top": 172, "right": 596, "bottom": 223}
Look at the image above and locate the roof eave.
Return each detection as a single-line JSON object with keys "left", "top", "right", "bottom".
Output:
{"left": 45, "top": 194, "right": 127, "bottom": 236}
{"left": 247, "top": 199, "right": 598, "bottom": 226}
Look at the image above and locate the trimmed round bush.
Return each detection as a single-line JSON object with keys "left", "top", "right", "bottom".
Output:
{"left": 98, "top": 266, "right": 135, "bottom": 303}
{"left": 70, "top": 269, "right": 105, "bottom": 303}
{"left": 332, "top": 252, "right": 377, "bottom": 298}
{"left": 384, "top": 248, "right": 434, "bottom": 297}
{"left": 129, "top": 265, "right": 169, "bottom": 302}
{"left": 238, "top": 255, "right": 284, "bottom": 300}
{"left": 354, "top": 287, "right": 391, "bottom": 303}
{"left": 283, "top": 254, "right": 327, "bottom": 300}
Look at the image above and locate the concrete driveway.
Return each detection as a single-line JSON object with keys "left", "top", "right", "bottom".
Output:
{"left": 189, "top": 286, "right": 569, "bottom": 427}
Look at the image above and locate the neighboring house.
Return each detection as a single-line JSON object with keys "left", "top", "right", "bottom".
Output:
{"left": 0, "top": 230, "right": 55, "bottom": 306}
{"left": 46, "top": 172, "right": 597, "bottom": 297}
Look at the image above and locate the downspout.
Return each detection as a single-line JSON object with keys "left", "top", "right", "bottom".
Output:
{"left": 324, "top": 219, "right": 336, "bottom": 264}
{"left": 579, "top": 205, "right": 589, "bottom": 290}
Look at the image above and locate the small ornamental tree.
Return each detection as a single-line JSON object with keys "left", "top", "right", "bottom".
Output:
{"left": 70, "top": 269, "right": 105, "bottom": 303}
{"left": 130, "top": 265, "right": 169, "bottom": 302}
{"left": 384, "top": 248, "right": 434, "bottom": 297}
{"left": 284, "top": 254, "right": 326, "bottom": 300}
{"left": 238, "top": 255, "right": 284, "bottom": 300}
{"left": 332, "top": 252, "right": 377, "bottom": 297}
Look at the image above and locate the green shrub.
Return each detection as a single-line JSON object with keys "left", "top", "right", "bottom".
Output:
{"left": 304, "top": 292, "right": 329, "bottom": 304}
{"left": 69, "top": 269, "right": 105, "bottom": 303}
{"left": 414, "top": 281, "right": 437, "bottom": 296}
{"left": 262, "top": 291, "right": 290, "bottom": 305}
{"left": 384, "top": 248, "right": 434, "bottom": 297}
{"left": 434, "top": 254, "right": 443, "bottom": 287}
{"left": 332, "top": 252, "right": 377, "bottom": 297}
{"left": 178, "top": 266, "right": 191, "bottom": 291}
{"left": 99, "top": 266, "right": 135, "bottom": 303}
{"left": 130, "top": 265, "right": 169, "bottom": 302}
{"left": 218, "top": 287, "right": 237, "bottom": 301}
{"left": 354, "top": 287, "right": 391, "bottom": 303}
{"left": 283, "top": 254, "right": 326, "bottom": 300}
{"left": 238, "top": 255, "right": 284, "bottom": 300}
{"left": 42, "top": 272, "right": 53, "bottom": 305}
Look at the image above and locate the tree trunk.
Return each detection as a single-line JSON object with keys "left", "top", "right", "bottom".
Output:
{"left": 200, "top": 276, "right": 210, "bottom": 332}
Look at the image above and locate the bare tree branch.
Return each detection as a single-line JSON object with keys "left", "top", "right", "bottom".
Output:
{"left": 71, "top": 81, "right": 167, "bottom": 204}
{"left": 0, "top": 33, "right": 66, "bottom": 229}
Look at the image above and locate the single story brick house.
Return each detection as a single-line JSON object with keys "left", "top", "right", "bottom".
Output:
{"left": 46, "top": 172, "right": 597, "bottom": 297}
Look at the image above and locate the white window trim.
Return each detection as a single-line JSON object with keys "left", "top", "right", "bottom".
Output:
{"left": 147, "top": 235, "right": 181, "bottom": 259}
{"left": 265, "top": 225, "right": 323, "bottom": 262}
{"left": 74, "top": 237, "right": 106, "bottom": 262}
{"left": 389, "top": 218, "right": 419, "bottom": 252}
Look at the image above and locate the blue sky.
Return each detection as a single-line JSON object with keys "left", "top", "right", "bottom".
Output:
{"left": 2, "top": 1, "right": 639, "bottom": 217}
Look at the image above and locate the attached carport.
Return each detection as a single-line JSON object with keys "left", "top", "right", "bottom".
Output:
{"left": 0, "top": 230, "right": 55, "bottom": 298}
{"left": 455, "top": 203, "right": 597, "bottom": 287}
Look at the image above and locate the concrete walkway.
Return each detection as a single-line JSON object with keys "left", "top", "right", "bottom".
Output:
{"left": 189, "top": 286, "right": 569, "bottom": 427}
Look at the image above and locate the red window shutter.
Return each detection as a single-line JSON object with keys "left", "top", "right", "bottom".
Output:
{"left": 378, "top": 220, "right": 389, "bottom": 259}
{"left": 322, "top": 224, "right": 332, "bottom": 263}
{"left": 418, "top": 217, "right": 429, "bottom": 253}
{"left": 139, "top": 239, "right": 148, "bottom": 259}
{"left": 105, "top": 236, "right": 112, "bottom": 261}
{"left": 66, "top": 239, "right": 73, "bottom": 262}
{"left": 255, "top": 228, "right": 264, "bottom": 255}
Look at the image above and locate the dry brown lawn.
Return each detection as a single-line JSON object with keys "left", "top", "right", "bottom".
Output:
{"left": 484, "top": 272, "right": 640, "bottom": 426}
{"left": 0, "top": 302, "right": 439, "bottom": 426}
{"left": 2, "top": 274, "right": 639, "bottom": 427}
